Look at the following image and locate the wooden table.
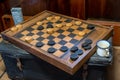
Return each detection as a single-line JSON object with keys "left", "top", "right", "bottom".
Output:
{"left": 1, "top": 10, "right": 113, "bottom": 75}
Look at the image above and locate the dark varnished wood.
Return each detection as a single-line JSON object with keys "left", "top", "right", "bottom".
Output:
{"left": 87, "top": 20, "right": 120, "bottom": 46}
{"left": 1, "top": 11, "right": 113, "bottom": 75}
{"left": 70, "top": 0, "right": 86, "bottom": 19}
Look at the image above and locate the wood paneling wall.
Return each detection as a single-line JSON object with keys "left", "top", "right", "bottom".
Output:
{"left": 87, "top": 0, "right": 120, "bottom": 21}
{"left": 48, "top": 0, "right": 86, "bottom": 19}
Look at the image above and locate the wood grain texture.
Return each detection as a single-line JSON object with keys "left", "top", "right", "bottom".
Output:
{"left": 87, "top": 20, "right": 120, "bottom": 46}
{"left": 70, "top": 0, "right": 86, "bottom": 19}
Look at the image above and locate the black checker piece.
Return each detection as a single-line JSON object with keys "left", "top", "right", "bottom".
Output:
{"left": 56, "top": 21, "right": 62, "bottom": 24}
{"left": 77, "top": 27, "right": 84, "bottom": 31}
{"left": 70, "top": 46, "right": 78, "bottom": 52}
{"left": 48, "top": 47, "right": 56, "bottom": 53}
{"left": 36, "top": 37, "right": 45, "bottom": 41}
{"left": 57, "top": 29, "right": 64, "bottom": 33}
{"left": 48, "top": 40, "right": 56, "bottom": 46}
{"left": 36, "top": 42, "right": 44, "bottom": 47}
{"left": 83, "top": 45, "right": 92, "bottom": 50}
{"left": 57, "top": 34, "right": 66, "bottom": 39}
{"left": 60, "top": 46, "right": 68, "bottom": 52}
{"left": 37, "top": 32, "right": 44, "bottom": 36}
{"left": 47, "top": 35, "right": 55, "bottom": 40}
{"left": 47, "top": 24, "right": 54, "bottom": 28}
{"left": 47, "top": 22, "right": 53, "bottom": 24}
{"left": 65, "top": 19, "right": 72, "bottom": 23}
{"left": 85, "top": 39, "right": 93, "bottom": 44}
{"left": 70, "top": 39, "right": 79, "bottom": 44}
{"left": 68, "top": 33, "right": 76, "bottom": 38}
{"left": 37, "top": 25, "right": 44, "bottom": 30}
{"left": 75, "top": 49, "right": 83, "bottom": 55}
{"left": 87, "top": 24, "right": 95, "bottom": 30}
{"left": 67, "top": 28, "right": 74, "bottom": 32}
{"left": 82, "top": 42, "right": 89, "bottom": 48}
{"left": 70, "top": 53, "right": 79, "bottom": 61}
{"left": 26, "top": 33, "right": 34, "bottom": 36}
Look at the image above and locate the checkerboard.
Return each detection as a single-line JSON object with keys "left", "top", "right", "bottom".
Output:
{"left": 1, "top": 10, "right": 112, "bottom": 74}
{"left": 14, "top": 14, "right": 93, "bottom": 58}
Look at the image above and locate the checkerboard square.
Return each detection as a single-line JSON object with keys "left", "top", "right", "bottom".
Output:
{"left": 68, "top": 33, "right": 76, "bottom": 38}
{"left": 57, "top": 29, "right": 64, "bottom": 33}
{"left": 53, "top": 44, "right": 62, "bottom": 49}
{"left": 37, "top": 32, "right": 44, "bottom": 36}
{"left": 64, "top": 43, "right": 74, "bottom": 48}
{"left": 67, "top": 28, "right": 74, "bottom": 32}
{"left": 31, "top": 30, "right": 39, "bottom": 34}
{"left": 53, "top": 38, "right": 61, "bottom": 43}
{"left": 26, "top": 27, "right": 34, "bottom": 31}
{"left": 77, "top": 27, "right": 84, "bottom": 31}
{"left": 63, "top": 37, "right": 72, "bottom": 42}
{"left": 26, "top": 33, "right": 34, "bottom": 36}
{"left": 58, "top": 40, "right": 67, "bottom": 45}
{"left": 32, "top": 35, "right": 40, "bottom": 39}
{"left": 53, "top": 50, "right": 64, "bottom": 57}
{"left": 70, "top": 39, "right": 79, "bottom": 44}
{"left": 41, "top": 45, "right": 51, "bottom": 51}
{"left": 36, "top": 37, "right": 45, "bottom": 41}
{"left": 30, "top": 40, "right": 39, "bottom": 46}
{"left": 62, "top": 31, "right": 70, "bottom": 36}
{"left": 41, "top": 34, "right": 49, "bottom": 38}
{"left": 21, "top": 30, "right": 29, "bottom": 35}
{"left": 47, "top": 35, "right": 55, "bottom": 40}
{"left": 57, "top": 34, "right": 66, "bottom": 39}
{"left": 14, "top": 33, "right": 24, "bottom": 38}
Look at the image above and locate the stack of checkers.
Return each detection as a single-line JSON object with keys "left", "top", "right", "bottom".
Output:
{"left": 82, "top": 39, "right": 93, "bottom": 50}
{"left": 14, "top": 14, "right": 95, "bottom": 58}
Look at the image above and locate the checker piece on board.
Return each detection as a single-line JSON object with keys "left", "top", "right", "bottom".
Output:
{"left": 24, "top": 36, "right": 33, "bottom": 43}
{"left": 48, "top": 47, "right": 56, "bottom": 53}
{"left": 36, "top": 42, "right": 44, "bottom": 47}
{"left": 60, "top": 46, "right": 68, "bottom": 52}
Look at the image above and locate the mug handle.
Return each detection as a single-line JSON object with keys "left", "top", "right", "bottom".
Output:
{"left": 105, "top": 49, "right": 109, "bottom": 57}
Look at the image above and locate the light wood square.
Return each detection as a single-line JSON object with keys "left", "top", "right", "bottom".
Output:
{"left": 72, "top": 30, "right": 80, "bottom": 35}
{"left": 41, "top": 34, "right": 49, "bottom": 38}
{"left": 81, "top": 23, "right": 87, "bottom": 28}
{"left": 41, "top": 45, "right": 50, "bottom": 51}
{"left": 21, "top": 30, "right": 29, "bottom": 35}
{"left": 31, "top": 30, "right": 39, "bottom": 34}
{"left": 62, "top": 31, "right": 70, "bottom": 36}
{"left": 31, "top": 25, "right": 39, "bottom": 29}
{"left": 53, "top": 38, "right": 61, "bottom": 43}
{"left": 30, "top": 40, "right": 39, "bottom": 46}
{"left": 71, "top": 25, "right": 78, "bottom": 29}
{"left": 32, "top": 35, "right": 40, "bottom": 39}
{"left": 63, "top": 37, "right": 72, "bottom": 42}
{"left": 53, "top": 50, "right": 64, "bottom": 57}
{"left": 53, "top": 44, "right": 62, "bottom": 50}
{"left": 41, "top": 39, "right": 49, "bottom": 44}
{"left": 64, "top": 43, "right": 74, "bottom": 48}
{"left": 52, "top": 32, "right": 60, "bottom": 37}
{"left": 74, "top": 36, "right": 83, "bottom": 41}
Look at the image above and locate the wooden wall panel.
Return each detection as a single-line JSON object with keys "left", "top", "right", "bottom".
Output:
{"left": 105, "top": 0, "right": 120, "bottom": 21}
{"left": 87, "top": 0, "right": 106, "bottom": 18}
{"left": 70, "top": 0, "right": 86, "bottom": 19}
{"left": 48, "top": 0, "right": 70, "bottom": 16}
{"left": 21, "top": 0, "right": 47, "bottom": 16}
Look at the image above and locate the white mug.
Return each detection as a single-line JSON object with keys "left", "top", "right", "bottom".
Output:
{"left": 96, "top": 40, "right": 110, "bottom": 57}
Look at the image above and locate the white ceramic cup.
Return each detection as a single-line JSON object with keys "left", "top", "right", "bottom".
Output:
{"left": 96, "top": 40, "right": 110, "bottom": 57}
